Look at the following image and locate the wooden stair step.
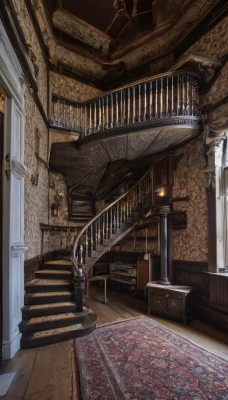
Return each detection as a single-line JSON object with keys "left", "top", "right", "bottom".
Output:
{"left": 35, "top": 269, "right": 73, "bottom": 280}
{"left": 20, "top": 312, "right": 97, "bottom": 349}
{"left": 21, "top": 302, "right": 83, "bottom": 318}
{"left": 24, "top": 291, "right": 75, "bottom": 305}
{"left": 25, "top": 279, "right": 73, "bottom": 293}
{"left": 43, "top": 260, "right": 72, "bottom": 271}
{"left": 19, "top": 311, "right": 89, "bottom": 333}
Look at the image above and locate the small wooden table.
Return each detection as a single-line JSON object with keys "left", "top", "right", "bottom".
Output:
{"left": 146, "top": 282, "right": 193, "bottom": 324}
{"left": 86, "top": 274, "right": 110, "bottom": 304}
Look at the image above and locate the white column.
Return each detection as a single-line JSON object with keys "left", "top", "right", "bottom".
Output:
{"left": 0, "top": 20, "right": 27, "bottom": 359}
{"left": 205, "top": 123, "right": 228, "bottom": 271}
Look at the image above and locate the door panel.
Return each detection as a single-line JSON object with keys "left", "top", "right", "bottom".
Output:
{"left": 0, "top": 111, "right": 3, "bottom": 365}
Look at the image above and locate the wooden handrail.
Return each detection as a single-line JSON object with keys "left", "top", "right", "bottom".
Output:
{"left": 50, "top": 70, "right": 201, "bottom": 134}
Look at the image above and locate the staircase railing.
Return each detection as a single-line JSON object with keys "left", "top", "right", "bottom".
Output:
{"left": 71, "top": 164, "right": 155, "bottom": 278}
{"left": 50, "top": 70, "right": 200, "bottom": 136}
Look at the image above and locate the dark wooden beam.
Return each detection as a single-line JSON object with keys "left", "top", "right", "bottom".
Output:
{"left": 175, "top": 0, "right": 228, "bottom": 59}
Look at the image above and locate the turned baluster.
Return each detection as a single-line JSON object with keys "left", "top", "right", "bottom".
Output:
{"left": 127, "top": 88, "right": 130, "bottom": 125}
{"left": 116, "top": 92, "right": 119, "bottom": 127}
{"left": 106, "top": 96, "right": 109, "bottom": 129}
{"left": 160, "top": 78, "right": 163, "bottom": 117}
{"left": 144, "top": 83, "right": 147, "bottom": 121}
{"left": 177, "top": 76, "right": 180, "bottom": 115}
{"left": 94, "top": 101, "right": 97, "bottom": 132}
{"left": 155, "top": 79, "right": 158, "bottom": 118}
{"left": 133, "top": 86, "right": 136, "bottom": 123}
{"left": 149, "top": 80, "right": 153, "bottom": 119}
{"left": 111, "top": 93, "right": 114, "bottom": 128}
{"left": 138, "top": 84, "right": 141, "bottom": 122}
{"left": 171, "top": 76, "right": 174, "bottom": 116}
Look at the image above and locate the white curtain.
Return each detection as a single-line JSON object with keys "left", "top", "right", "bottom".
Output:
{"left": 223, "top": 138, "right": 228, "bottom": 269}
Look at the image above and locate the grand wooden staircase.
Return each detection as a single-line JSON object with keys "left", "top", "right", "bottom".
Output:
{"left": 20, "top": 69, "right": 202, "bottom": 348}
{"left": 20, "top": 162, "right": 156, "bottom": 348}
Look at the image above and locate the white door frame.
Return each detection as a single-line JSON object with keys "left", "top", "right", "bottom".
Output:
{"left": 0, "top": 20, "right": 27, "bottom": 359}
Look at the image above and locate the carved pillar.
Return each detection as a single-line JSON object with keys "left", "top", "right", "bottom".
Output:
{"left": 205, "top": 124, "right": 227, "bottom": 272}
{"left": 158, "top": 205, "right": 171, "bottom": 284}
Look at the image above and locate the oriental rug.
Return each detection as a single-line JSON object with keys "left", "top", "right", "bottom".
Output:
{"left": 74, "top": 317, "right": 228, "bottom": 400}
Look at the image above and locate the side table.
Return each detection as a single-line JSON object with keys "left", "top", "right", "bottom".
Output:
{"left": 146, "top": 282, "right": 193, "bottom": 324}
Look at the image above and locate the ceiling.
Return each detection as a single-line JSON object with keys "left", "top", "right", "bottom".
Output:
{"left": 49, "top": 125, "right": 201, "bottom": 200}
{"left": 43, "top": 1, "right": 224, "bottom": 204}
{"left": 42, "top": 0, "right": 223, "bottom": 87}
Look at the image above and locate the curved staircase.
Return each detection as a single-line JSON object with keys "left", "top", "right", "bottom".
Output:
{"left": 20, "top": 260, "right": 96, "bottom": 349}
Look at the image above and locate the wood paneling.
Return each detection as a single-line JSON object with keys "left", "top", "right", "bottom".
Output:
{"left": 209, "top": 273, "right": 228, "bottom": 312}
{"left": 24, "top": 257, "right": 43, "bottom": 284}
{"left": 172, "top": 260, "right": 209, "bottom": 296}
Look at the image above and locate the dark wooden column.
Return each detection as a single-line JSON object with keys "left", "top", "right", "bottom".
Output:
{"left": 158, "top": 205, "right": 171, "bottom": 284}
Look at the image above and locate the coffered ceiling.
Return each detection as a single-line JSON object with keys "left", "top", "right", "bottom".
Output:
{"left": 41, "top": 0, "right": 223, "bottom": 87}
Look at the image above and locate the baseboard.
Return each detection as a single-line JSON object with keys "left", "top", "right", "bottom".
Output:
{"left": 2, "top": 331, "right": 21, "bottom": 360}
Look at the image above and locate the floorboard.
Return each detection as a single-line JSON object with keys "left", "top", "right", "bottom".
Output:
{"left": 0, "top": 287, "right": 227, "bottom": 399}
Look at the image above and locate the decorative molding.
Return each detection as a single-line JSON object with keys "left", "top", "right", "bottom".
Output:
{"left": 158, "top": 205, "right": 171, "bottom": 215}
{"left": 0, "top": 1, "right": 49, "bottom": 126}
{"left": 52, "top": 9, "right": 111, "bottom": 55}
{"left": 11, "top": 244, "right": 28, "bottom": 257}
{"left": 5, "top": 158, "right": 27, "bottom": 180}
{"left": 205, "top": 170, "right": 216, "bottom": 191}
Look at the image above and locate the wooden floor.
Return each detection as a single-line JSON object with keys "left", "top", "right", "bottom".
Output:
{"left": 0, "top": 287, "right": 228, "bottom": 400}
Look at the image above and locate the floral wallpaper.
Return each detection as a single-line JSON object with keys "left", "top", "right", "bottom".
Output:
{"left": 172, "top": 137, "right": 208, "bottom": 261}
{"left": 50, "top": 72, "right": 103, "bottom": 102}
{"left": 24, "top": 87, "right": 49, "bottom": 259}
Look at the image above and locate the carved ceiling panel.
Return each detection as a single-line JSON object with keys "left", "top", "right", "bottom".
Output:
{"left": 126, "top": 131, "right": 161, "bottom": 159}
{"left": 101, "top": 136, "right": 127, "bottom": 161}
{"left": 32, "top": 0, "right": 223, "bottom": 85}
{"left": 50, "top": 124, "right": 201, "bottom": 199}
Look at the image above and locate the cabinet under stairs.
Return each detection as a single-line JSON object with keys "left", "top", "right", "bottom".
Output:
{"left": 20, "top": 260, "right": 97, "bottom": 349}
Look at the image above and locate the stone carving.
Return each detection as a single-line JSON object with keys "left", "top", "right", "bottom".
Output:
{"left": 205, "top": 171, "right": 216, "bottom": 190}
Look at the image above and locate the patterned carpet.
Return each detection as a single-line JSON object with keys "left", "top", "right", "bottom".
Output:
{"left": 74, "top": 317, "right": 228, "bottom": 400}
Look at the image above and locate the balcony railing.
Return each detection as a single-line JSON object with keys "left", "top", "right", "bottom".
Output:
{"left": 49, "top": 71, "right": 200, "bottom": 137}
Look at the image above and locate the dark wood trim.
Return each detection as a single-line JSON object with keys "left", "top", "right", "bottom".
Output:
{"left": 172, "top": 260, "right": 209, "bottom": 296}
{"left": 175, "top": 0, "right": 228, "bottom": 59}
{"left": 0, "top": 0, "right": 37, "bottom": 91}
{"left": 24, "top": 256, "right": 43, "bottom": 284}
{"left": 173, "top": 260, "right": 209, "bottom": 273}
{"left": 24, "top": 0, "right": 50, "bottom": 69}
{"left": 201, "top": 95, "right": 228, "bottom": 115}
{"left": 50, "top": 64, "right": 104, "bottom": 90}
{"left": 43, "top": 250, "right": 70, "bottom": 264}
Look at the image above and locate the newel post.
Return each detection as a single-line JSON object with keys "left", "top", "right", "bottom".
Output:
{"left": 74, "top": 271, "right": 85, "bottom": 312}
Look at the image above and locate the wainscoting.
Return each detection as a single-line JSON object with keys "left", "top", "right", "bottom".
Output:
{"left": 172, "top": 260, "right": 228, "bottom": 333}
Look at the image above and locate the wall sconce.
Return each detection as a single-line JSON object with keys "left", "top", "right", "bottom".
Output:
{"left": 155, "top": 186, "right": 168, "bottom": 198}
{"left": 51, "top": 191, "right": 63, "bottom": 217}
{"left": 31, "top": 173, "right": 39, "bottom": 186}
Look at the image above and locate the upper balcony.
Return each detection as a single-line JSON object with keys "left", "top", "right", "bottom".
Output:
{"left": 49, "top": 70, "right": 201, "bottom": 144}
{"left": 49, "top": 70, "right": 202, "bottom": 201}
